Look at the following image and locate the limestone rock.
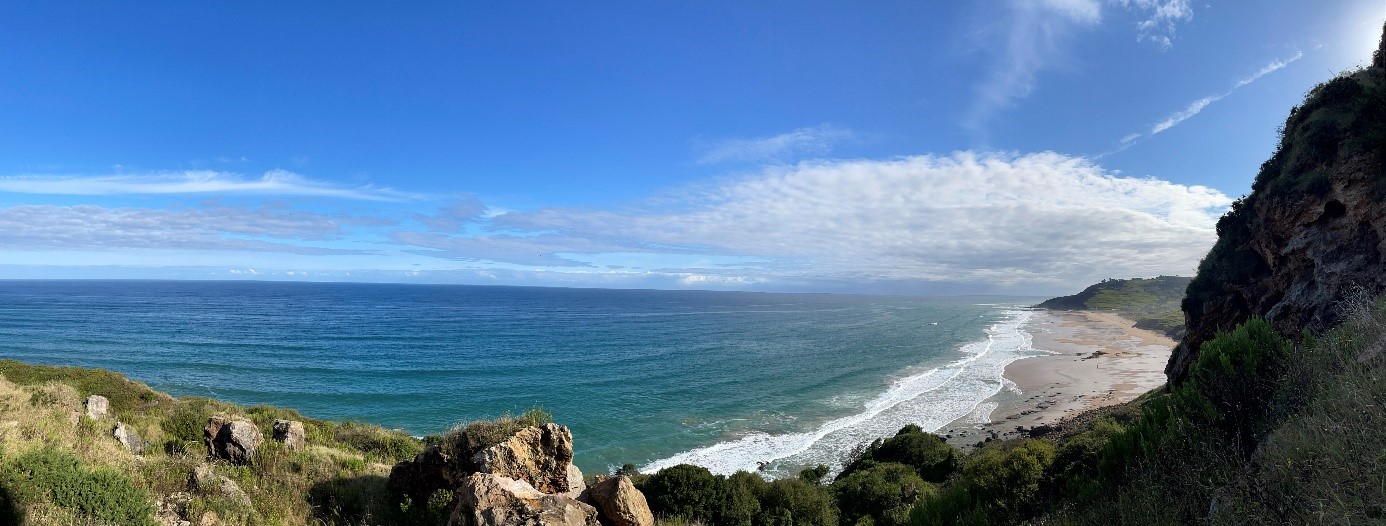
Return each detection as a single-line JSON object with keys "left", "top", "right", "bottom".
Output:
{"left": 85, "top": 394, "right": 108, "bottom": 420}
{"left": 271, "top": 419, "right": 305, "bottom": 451}
{"left": 113, "top": 421, "right": 144, "bottom": 454}
{"left": 204, "top": 417, "right": 261, "bottom": 464}
{"left": 564, "top": 464, "right": 586, "bottom": 499}
{"left": 584, "top": 476, "right": 654, "bottom": 526}
{"left": 471, "top": 423, "right": 575, "bottom": 494}
{"left": 190, "top": 464, "right": 252, "bottom": 508}
{"left": 450, "top": 472, "right": 599, "bottom": 526}
{"left": 389, "top": 445, "right": 456, "bottom": 507}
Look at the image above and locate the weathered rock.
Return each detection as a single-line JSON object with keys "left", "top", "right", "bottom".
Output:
{"left": 271, "top": 419, "right": 305, "bottom": 451}
{"left": 564, "top": 464, "right": 586, "bottom": 499}
{"left": 113, "top": 421, "right": 144, "bottom": 454}
{"left": 85, "top": 394, "right": 109, "bottom": 420}
{"left": 204, "top": 417, "right": 261, "bottom": 464}
{"left": 389, "top": 445, "right": 456, "bottom": 507}
{"left": 190, "top": 464, "right": 252, "bottom": 508}
{"left": 471, "top": 423, "right": 575, "bottom": 494}
{"left": 584, "top": 476, "right": 654, "bottom": 526}
{"left": 450, "top": 473, "right": 599, "bottom": 526}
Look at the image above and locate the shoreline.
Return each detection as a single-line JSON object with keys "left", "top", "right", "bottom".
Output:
{"left": 940, "top": 309, "right": 1176, "bottom": 449}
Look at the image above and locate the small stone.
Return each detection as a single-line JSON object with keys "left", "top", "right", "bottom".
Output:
{"left": 85, "top": 395, "right": 109, "bottom": 420}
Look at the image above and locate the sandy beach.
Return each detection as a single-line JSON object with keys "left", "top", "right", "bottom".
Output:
{"left": 941, "top": 309, "right": 1176, "bottom": 448}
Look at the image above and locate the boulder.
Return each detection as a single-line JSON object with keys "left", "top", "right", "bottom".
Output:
{"left": 450, "top": 473, "right": 599, "bottom": 526}
{"left": 113, "top": 421, "right": 144, "bottom": 454}
{"left": 471, "top": 423, "right": 575, "bottom": 494}
{"left": 389, "top": 445, "right": 456, "bottom": 507}
{"left": 204, "top": 417, "right": 261, "bottom": 464}
{"left": 271, "top": 419, "right": 305, "bottom": 451}
{"left": 190, "top": 464, "right": 252, "bottom": 508}
{"left": 584, "top": 476, "right": 654, "bottom": 526}
{"left": 85, "top": 394, "right": 109, "bottom": 420}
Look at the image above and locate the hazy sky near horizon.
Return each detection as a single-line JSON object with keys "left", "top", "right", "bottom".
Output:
{"left": 2, "top": 1, "right": 1383, "bottom": 294}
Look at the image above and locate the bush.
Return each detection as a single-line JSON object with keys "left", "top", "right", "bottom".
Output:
{"left": 759, "top": 477, "right": 837, "bottom": 526}
{"left": 334, "top": 423, "right": 423, "bottom": 464}
{"left": 639, "top": 464, "right": 727, "bottom": 524}
{"left": 834, "top": 462, "right": 930, "bottom": 526}
{"left": 839, "top": 425, "right": 958, "bottom": 484}
{"left": 1180, "top": 318, "right": 1293, "bottom": 455}
{"left": 1, "top": 447, "right": 157, "bottom": 526}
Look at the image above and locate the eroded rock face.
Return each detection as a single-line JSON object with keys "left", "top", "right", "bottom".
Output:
{"left": 271, "top": 419, "right": 305, "bottom": 451}
{"left": 1169, "top": 152, "right": 1386, "bottom": 383}
{"left": 450, "top": 473, "right": 599, "bottom": 526}
{"left": 584, "top": 476, "right": 654, "bottom": 526}
{"left": 85, "top": 395, "right": 109, "bottom": 420}
{"left": 471, "top": 423, "right": 575, "bottom": 494}
{"left": 204, "top": 417, "right": 261, "bottom": 464}
{"left": 113, "top": 421, "right": 144, "bottom": 454}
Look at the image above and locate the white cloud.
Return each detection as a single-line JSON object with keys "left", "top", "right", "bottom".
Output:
{"left": 439, "top": 151, "right": 1233, "bottom": 290}
{"left": 0, "top": 169, "right": 425, "bottom": 201}
{"left": 1151, "top": 95, "right": 1219, "bottom": 134}
{"left": 963, "top": 1, "right": 1103, "bottom": 131}
{"left": 0, "top": 204, "right": 379, "bottom": 254}
{"left": 1114, "top": 0, "right": 1193, "bottom": 49}
{"left": 1128, "top": 51, "right": 1304, "bottom": 142}
{"left": 697, "top": 125, "right": 853, "bottom": 164}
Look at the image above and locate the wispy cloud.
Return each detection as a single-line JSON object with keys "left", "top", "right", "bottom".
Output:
{"left": 1113, "top": 50, "right": 1304, "bottom": 149}
{"left": 0, "top": 169, "right": 426, "bottom": 201}
{"left": 1114, "top": 0, "right": 1193, "bottom": 49}
{"left": 0, "top": 204, "right": 383, "bottom": 254}
{"left": 400, "top": 151, "right": 1230, "bottom": 290}
{"left": 963, "top": 0, "right": 1102, "bottom": 132}
{"left": 697, "top": 125, "right": 853, "bottom": 164}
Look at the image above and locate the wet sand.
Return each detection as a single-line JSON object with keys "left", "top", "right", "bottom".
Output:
{"left": 940, "top": 309, "right": 1176, "bottom": 449}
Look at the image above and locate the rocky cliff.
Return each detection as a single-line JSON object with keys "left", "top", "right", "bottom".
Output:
{"left": 1168, "top": 23, "right": 1386, "bottom": 384}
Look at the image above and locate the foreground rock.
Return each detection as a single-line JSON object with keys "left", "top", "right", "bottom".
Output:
{"left": 451, "top": 473, "right": 599, "bottom": 526}
{"left": 204, "top": 417, "right": 261, "bottom": 464}
{"left": 472, "top": 423, "right": 576, "bottom": 494}
{"left": 113, "top": 421, "right": 144, "bottom": 454}
{"left": 584, "top": 476, "right": 654, "bottom": 526}
{"left": 85, "top": 394, "right": 108, "bottom": 420}
{"left": 271, "top": 419, "right": 305, "bottom": 451}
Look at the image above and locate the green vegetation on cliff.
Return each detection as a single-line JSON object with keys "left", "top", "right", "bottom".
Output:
{"left": 1035, "top": 276, "right": 1190, "bottom": 338}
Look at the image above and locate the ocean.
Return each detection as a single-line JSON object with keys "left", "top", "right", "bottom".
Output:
{"left": 0, "top": 280, "right": 1042, "bottom": 477}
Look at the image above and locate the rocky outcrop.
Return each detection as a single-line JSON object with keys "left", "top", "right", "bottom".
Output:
{"left": 1169, "top": 28, "right": 1386, "bottom": 384}
{"left": 471, "top": 423, "right": 576, "bottom": 494}
{"left": 85, "top": 394, "right": 108, "bottom": 420}
{"left": 583, "top": 476, "right": 654, "bottom": 526}
{"left": 204, "top": 417, "right": 261, "bottom": 464}
{"left": 271, "top": 419, "right": 305, "bottom": 451}
{"left": 113, "top": 421, "right": 144, "bottom": 454}
{"left": 450, "top": 473, "right": 599, "bottom": 526}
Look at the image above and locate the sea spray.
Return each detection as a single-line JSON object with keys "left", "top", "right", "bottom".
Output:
{"left": 642, "top": 308, "right": 1039, "bottom": 478}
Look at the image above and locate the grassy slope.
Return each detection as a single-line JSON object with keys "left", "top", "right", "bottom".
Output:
{"left": 1035, "top": 276, "right": 1190, "bottom": 339}
{"left": 0, "top": 359, "right": 425, "bottom": 526}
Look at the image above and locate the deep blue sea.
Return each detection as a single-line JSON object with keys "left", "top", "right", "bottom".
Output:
{"left": 0, "top": 280, "right": 1041, "bottom": 476}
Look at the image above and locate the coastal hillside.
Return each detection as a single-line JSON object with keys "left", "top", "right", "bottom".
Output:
{"left": 1169, "top": 26, "right": 1386, "bottom": 384}
{"left": 1035, "top": 276, "right": 1190, "bottom": 338}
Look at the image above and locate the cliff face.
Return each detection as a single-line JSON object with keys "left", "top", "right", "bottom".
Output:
{"left": 1168, "top": 24, "right": 1386, "bottom": 384}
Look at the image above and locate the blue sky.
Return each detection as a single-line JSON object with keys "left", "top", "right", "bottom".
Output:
{"left": 2, "top": 1, "right": 1383, "bottom": 294}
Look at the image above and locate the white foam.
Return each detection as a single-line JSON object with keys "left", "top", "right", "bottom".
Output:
{"left": 641, "top": 308, "right": 1038, "bottom": 478}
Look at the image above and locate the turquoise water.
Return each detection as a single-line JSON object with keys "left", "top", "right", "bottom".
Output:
{"left": 0, "top": 280, "right": 1038, "bottom": 476}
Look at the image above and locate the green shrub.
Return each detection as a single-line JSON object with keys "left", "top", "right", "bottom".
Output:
{"left": 1, "top": 447, "right": 157, "bottom": 526}
{"left": 1180, "top": 318, "right": 1293, "bottom": 455}
{"left": 441, "top": 407, "right": 553, "bottom": 460}
{"left": 639, "top": 464, "right": 727, "bottom": 524}
{"left": 834, "top": 462, "right": 930, "bottom": 526}
{"left": 759, "top": 477, "right": 837, "bottom": 526}
{"left": 334, "top": 423, "right": 423, "bottom": 464}
{"left": 839, "top": 425, "right": 958, "bottom": 484}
